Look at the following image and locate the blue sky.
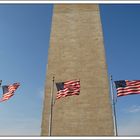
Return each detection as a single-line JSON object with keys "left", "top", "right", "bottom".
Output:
{"left": 0, "top": 4, "right": 53, "bottom": 136}
{"left": 100, "top": 4, "right": 140, "bottom": 136}
{"left": 0, "top": 4, "right": 140, "bottom": 136}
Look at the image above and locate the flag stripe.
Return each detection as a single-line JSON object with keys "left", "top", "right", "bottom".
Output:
{"left": 126, "top": 80, "right": 140, "bottom": 84}
{"left": 65, "top": 80, "right": 80, "bottom": 85}
{"left": 118, "top": 92, "right": 140, "bottom": 97}
{"left": 57, "top": 89, "right": 80, "bottom": 95}
{"left": 117, "top": 89, "right": 140, "bottom": 94}
{"left": 117, "top": 88, "right": 140, "bottom": 92}
{"left": 117, "top": 85, "right": 140, "bottom": 90}
{"left": 0, "top": 93, "right": 14, "bottom": 102}
{"left": 127, "top": 82, "right": 140, "bottom": 86}
{"left": 56, "top": 91, "right": 80, "bottom": 99}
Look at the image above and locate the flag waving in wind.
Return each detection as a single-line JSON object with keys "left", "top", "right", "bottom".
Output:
{"left": 56, "top": 79, "right": 80, "bottom": 99}
{"left": 114, "top": 80, "right": 140, "bottom": 97}
{"left": 0, "top": 82, "right": 20, "bottom": 102}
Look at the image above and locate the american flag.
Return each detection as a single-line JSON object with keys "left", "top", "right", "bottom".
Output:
{"left": 56, "top": 79, "right": 80, "bottom": 99}
{"left": 0, "top": 83, "right": 20, "bottom": 102}
{"left": 114, "top": 80, "right": 140, "bottom": 97}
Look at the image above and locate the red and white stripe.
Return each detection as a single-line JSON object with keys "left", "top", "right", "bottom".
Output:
{"left": 117, "top": 80, "right": 140, "bottom": 97}
{"left": 0, "top": 93, "right": 14, "bottom": 102}
{"left": 8, "top": 83, "right": 19, "bottom": 93}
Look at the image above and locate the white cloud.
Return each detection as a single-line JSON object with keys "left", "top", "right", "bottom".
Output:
{"left": 124, "top": 105, "right": 140, "bottom": 113}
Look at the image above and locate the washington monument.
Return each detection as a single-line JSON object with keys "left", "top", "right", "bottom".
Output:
{"left": 41, "top": 4, "right": 114, "bottom": 136}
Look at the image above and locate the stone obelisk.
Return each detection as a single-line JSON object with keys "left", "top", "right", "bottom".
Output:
{"left": 41, "top": 4, "right": 114, "bottom": 136}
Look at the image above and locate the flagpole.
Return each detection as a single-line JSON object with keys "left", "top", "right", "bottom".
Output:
{"left": 110, "top": 75, "right": 118, "bottom": 136}
{"left": 48, "top": 76, "right": 55, "bottom": 136}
